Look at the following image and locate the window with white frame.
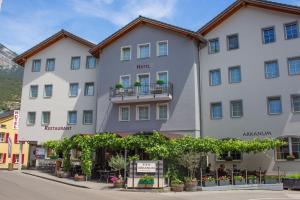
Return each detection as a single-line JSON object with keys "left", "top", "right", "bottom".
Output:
{"left": 68, "top": 111, "right": 77, "bottom": 125}
{"left": 136, "top": 105, "right": 150, "bottom": 120}
{"left": 262, "top": 27, "right": 275, "bottom": 44}
{"left": 119, "top": 106, "right": 130, "bottom": 121}
{"left": 285, "top": 22, "right": 299, "bottom": 40}
{"left": 86, "top": 56, "right": 96, "bottom": 69}
{"left": 157, "top": 103, "right": 168, "bottom": 120}
{"left": 208, "top": 38, "right": 220, "bottom": 54}
{"left": 44, "top": 84, "right": 53, "bottom": 98}
{"left": 230, "top": 100, "right": 243, "bottom": 118}
{"left": 46, "top": 58, "right": 55, "bottom": 71}
{"left": 227, "top": 34, "right": 239, "bottom": 50}
{"left": 211, "top": 102, "right": 222, "bottom": 120}
{"left": 120, "top": 75, "right": 131, "bottom": 89}
{"left": 265, "top": 61, "right": 279, "bottom": 79}
{"left": 217, "top": 151, "right": 242, "bottom": 161}
{"left": 121, "top": 46, "right": 131, "bottom": 61}
{"left": 276, "top": 137, "right": 300, "bottom": 160}
{"left": 209, "top": 69, "right": 221, "bottom": 86}
{"left": 157, "top": 71, "right": 168, "bottom": 85}
{"left": 30, "top": 85, "right": 38, "bottom": 98}
{"left": 229, "top": 66, "right": 241, "bottom": 83}
{"left": 27, "top": 112, "right": 36, "bottom": 125}
{"left": 0, "top": 132, "right": 5, "bottom": 142}
{"left": 267, "top": 96, "right": 282, "bottom": 115}
{"left": 71, "top": 56, "right": 80, "bottom": 70}
{"left": 157, "top": 41, "right": 168, "bottom": 56}
{"left": 42, "top": 111, "right": 50, "bottom": 125}
{"left": 69, "top": 83, "right": 79, "bottom": 97}
{"left": 83, "top": 110, "right": 93, "bottom": 124}
{"left": 32, "top": 59, "right": 41, "bottom": 72}
{"left": 292, "top": 95, "right": 300, "bottom": 113}
{"left": 138, "top": 43, "right": 150, "bottom": 59}
{"left": 288, "top": 57, "right": 300, "bottom": 75}
{"left": 84, "top": 82, "right": 94, "bottom": 96}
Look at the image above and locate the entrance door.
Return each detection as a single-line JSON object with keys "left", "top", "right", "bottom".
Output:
{"left": 137, "top": 74, "right": 150, "bottom": 95}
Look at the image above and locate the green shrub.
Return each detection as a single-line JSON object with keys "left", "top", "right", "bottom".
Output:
{"left": 156, "top": 80, "right": 165, "bottom": 85}
{"left": 134, "top": 81, "right": 141, "bottom": 87}
{"left": 171, "top": 178, "right": 183, "bottom": 185}
{"left": 139, "top": 175, "right": 154, "bottom": 185}
{"left": 286, "top": 173, "right": 300, "bottom": 179}
{"left": 115, "top": 83, "right": 124, "bottom": 89}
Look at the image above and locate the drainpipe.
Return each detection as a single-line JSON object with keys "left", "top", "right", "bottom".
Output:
{"left": 197, "top": 43, "right": 203, "bottom": 138}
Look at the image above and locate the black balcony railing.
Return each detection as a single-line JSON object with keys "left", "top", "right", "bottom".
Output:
{"left": 110, "top": 83, "right": 173, "bottom": 99}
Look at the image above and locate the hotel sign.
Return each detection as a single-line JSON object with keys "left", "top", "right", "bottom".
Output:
{"left": 243, "top": 131, "right": 272, "bottom": 137}
{"left": 137, "top": 64, "right": 150, "bottom": 69}
{"left": 136, "top": 162, "right": 156, "bottom": 173}
{"left": 12, "top": 110, "right": 20, "bottom": 130}
{"left": 44, "top": 126, "right": 72, "bottom": 131}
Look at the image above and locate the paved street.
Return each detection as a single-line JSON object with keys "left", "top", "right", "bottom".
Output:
{"left": 0, "top": 171, "right": 299, "bottom": 200}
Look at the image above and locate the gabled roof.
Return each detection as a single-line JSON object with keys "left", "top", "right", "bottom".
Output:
{"left": 90, "top": 16, "right": 206, "bottom": 56}
{"left": 198, "top": 0, "right": 300, "bottom": 36}
{"left": 14, "top": 29, "right": 95, "bottom": 66}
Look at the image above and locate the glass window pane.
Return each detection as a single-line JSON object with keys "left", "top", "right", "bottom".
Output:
{"left": 263, "top": 27, "right": 275, "bottom": 44}
{"left": 268, "top": 97, "right": 282, "bottom": 114}
{"left": 158, "top": 104, "right": 168, "bottom": 120}
{"left": 231, "top": 100, "right": 243, "bottom": 118}
{"left": 158, "top": 72, "right": 168, "bottom": 84}
{"left": 44, "top": 85, "right": 52, "bottom": 97}
{"left": 86, "top": 56, "right": 96, "bottom": 69}
{"left": 84, "top": 82, "right": 94, "bottom": 96}
{"left": 158, "top": 42, "right": 168, "bottom": 56}
{"left": 30, "top": 85, "right": 38, "bottom": 98}
{"left": 285, "top": 23, "right": 298, "bottom": 39}
{"left": 210, "top": 69, "right": 221, "bottom": 86}
{"left": 32, "top": 60, "right": 41, "bottom": 72}
{"left": 27, "top": 112, "right": 36, "bottom": 125}
{"left": 46, "top": 58, "right": 55, "bottom": 71}
{"left": 138, "top": 106, "right": 149, "bottom": 120}
{"left": 83, "top": 111, "right": 93, "bottom": 124}
{"left": 139, "top": 44, "right": 150, "bottom": 58}
{"left": 288, "top": 58, "right": 300, "bottom": 75}
{"left": 229, "top": 66, "right": 241, "bottom": 83}
{"left": 120, "top": 107, "right": 129, "bottom": 121}
{"left": 71, "top": 57, "right": 80, "bottom": 70}
{"left": 276, "top": 138, "right": 289, "bottom": 160}
{"left": 209, "top": 38, "right": 220, "bottom": 54}
{"left": 42, "top": 112, "right": 50, "bottom": 124}
{"left": 292, "top": 138, "right": 300, "bottom": 159}
{"left": 68, "top": 111, "right": 77, "bottom": 124}
{"left": 292, "top": 95, "right": 300, "bottom": 112}
{"left": 121, "top": 76, "right": 130, "bottom": 88}
{"left": 211, "top": 103, "right": 222, "bottom": 119}
{"left": 227, "top": 35, "right": 239, "bottom": 50}
{"left": 265, "top": 61, "right": 279, "bottom": 78}
{"left": 69, "top": 83, "right": 78, "bottom": 97}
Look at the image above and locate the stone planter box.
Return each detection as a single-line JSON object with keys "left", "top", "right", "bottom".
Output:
{"left": 219, "top": 180, "right": 230, "bottom": 186}
{"left": 171, "top": 184, "right": 184, "bottom": 192}
{"left": 184, "top": 180, "right": 198, "bottom": 191}
{"left": 204, "top": 181, "right": 217, "bottom": 187}
{"left": 265, "top": 177, "right": 279, "bottom": 184}
{"left": 234, "top": 180, "right": 245, "bottom": 185}
{"left": 282, "top": 178, "right": 300, "bottom": 190}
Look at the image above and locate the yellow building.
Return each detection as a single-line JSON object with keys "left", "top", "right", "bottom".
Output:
{"left": 0, "top": 110, "right": 29, "bottom": 169}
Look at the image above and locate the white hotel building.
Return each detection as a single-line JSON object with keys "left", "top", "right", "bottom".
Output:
{"left": 14, "top": 0, "right": 300, "bottom": 174}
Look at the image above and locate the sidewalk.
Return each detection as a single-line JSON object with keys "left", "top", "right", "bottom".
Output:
{"left": 22, "top": 170, "right": 111, "bottom": 190}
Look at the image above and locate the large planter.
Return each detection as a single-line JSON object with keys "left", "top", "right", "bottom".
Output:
{"left": 184, "top": 180, "right": 198, "bottom": 191}
{"left": 113, "top": 180, "right": 124, "bottom": 188}
{"left": 204, "top": 181, "right": 217, "bottom": 187}
{"left": 171, "top": 184, "right": 184, "bottom": 192}
{"left": 74, "top": 175, "right": 86, "bottom": 181}
{"left": 138, "top": 184, "right": 153, "bottom": 189}
{"left": 282, "top": 178, "right": 300, "bottom": 190}
{"left": 219, "top": 180, "right": 230, "bottom": 186}
{"left": 234, "top": 180, "right": 245, "bottom": 185}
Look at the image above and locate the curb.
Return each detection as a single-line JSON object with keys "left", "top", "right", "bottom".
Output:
{"left": 22, "top": 172, "right": 90, "bottom": 189}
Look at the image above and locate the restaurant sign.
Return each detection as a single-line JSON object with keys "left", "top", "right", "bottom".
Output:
{"left": 243, "top": 131, "right": 272, "bottom": 137}
{"left": 44, "top": 126, "right": 72, "bottom": 131}
{"left": 136, "top": 162, "right": 156, "bottom": 173}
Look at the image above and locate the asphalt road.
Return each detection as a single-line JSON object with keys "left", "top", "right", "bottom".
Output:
{"left": 0, "top": 171, "right": 299, "bottom": 200}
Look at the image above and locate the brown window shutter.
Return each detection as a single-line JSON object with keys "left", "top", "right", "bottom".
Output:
{"left": 3, "top": 153, "right": 6, "bottom": 163}
{"left": 14, "top": 134, "right": 18, "bottom": 144}
{"left": 21, "top": 154, "right": 24, "bottom": 164}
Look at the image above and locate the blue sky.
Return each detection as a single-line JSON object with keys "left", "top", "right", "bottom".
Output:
{"left": 0, "top": 0, "right": 299, "bottom": 54}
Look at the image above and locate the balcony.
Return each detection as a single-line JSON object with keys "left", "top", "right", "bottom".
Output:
{"left": 110, "top": 83, "right": 173, "bottom": 103}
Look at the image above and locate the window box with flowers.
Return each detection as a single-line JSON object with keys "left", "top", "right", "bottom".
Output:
{"left": 218, "top": 176, "right": 230, "bottom": 186}
{"left": 203, "top": 176, "right": 216, "bottom": 187}
{"left": 138, "top": 175, "right": 154, "bottom": 188}
{"left": 234, "top": 176, "right": 245, "bottom": 185}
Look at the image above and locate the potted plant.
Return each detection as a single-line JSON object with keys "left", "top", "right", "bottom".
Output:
{"left": 115, "top": 83, "right": 124, "bottom": 95}
{"left": 184, "top": 176, "right": 198, "bottom": 191}
{"left": 108, "top": 154, "right": 126, "bottom": 188}
{"left": 203, "top": 176, "right": 216, "bottom": 187}
{"left": 138, "top": 175, "right": 154, "bottom": 188}
{"left": 171, "top": 178, "right": 184, "bottom": 192}
{"left": 134, "top": 81, "right": 141, "bottom": 95}
{"left": 218, "top": 176, "right": 230, "bottom": 186}
{"left": 283, "top": 173, "right": 300, "bottom": 190}
{"left": 74, "top": 173, "right": 86, "bottom": 181}
{"left": 234, "top": 175, "right": 245, "bottom": 185}
{"left": 111, "top": 175, "right": 124, "bottom": 188}
{"left": 286, "top": 155, "right": 296, "bottom": 161}
{"left": 152, "top": 80, "right": 165, "bottom": 94}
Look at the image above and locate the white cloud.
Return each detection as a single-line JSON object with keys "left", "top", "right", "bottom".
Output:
{"left": 0, "top": 0, "right": 3, "bottom": 12}
{"left": 71, "top": 0, "right": 177, "bottom": 26}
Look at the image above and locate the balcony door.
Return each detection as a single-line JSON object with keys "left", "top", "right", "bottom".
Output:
{"left": 137, "top": 73, "right": 150, "bottom": 95}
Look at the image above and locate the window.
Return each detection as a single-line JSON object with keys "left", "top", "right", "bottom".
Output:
{"left": 32, "top": 59, "right": 41, "bottom": 72}
{"left": 68, "top": 111, "right": 77, "bottom": 125}
{"left": 291, "top": 95, "right": 300, "bottom": 113}
{"left": 157, "top": 41, "right": 168, "bottom": 56}
{"left": 0, "top": 132, "right": 5, "bottom": 142}
{"left": 217, "top": 151, "right": 242, "bottom": 161}
{"left": 211, "top": 102, "right": 222, "bottom": 120}
{"left": 136, "top": 105, "right": 150, "bottom": 120}
{"left": 138, "top": 43, "right": 150, "bottom": 59}
{"left": 288, "top": 57, "right": 300, "bottom": 75}
{"left": 120, "top": 75, "right": 131, "bottom": 89}
{"left": 208, "top": 38, "right": 220, "bottom": 54}
{"left": 27, "top": 112, "right": 36, "bottom": 125}
{"left": 268, "top": 96, "right": 282, "bottom": 115}
{"left": 84, "top": 82, "right": 94, "bottom": 96}
{"left": 71, "top": 56, "right": 80, "bottom": 70}
{"left": 276, "top": 137, "right": 300, "bottom": 160}
{"left": 42, "top": 111, "right": 50, "bottom": 125}
{"left": 44, "top": 85, "right": 53, "bottom": 98}
{"left": 14, "top": 154, "right": 19, "bottom": 164}
{"left": 157, "top": 71, "right": 168, "bottom": 85}
{"left": 121, "top": 46, "right": 131, "bottom": 61}
{"left": 0, "top": 153, "right": 4, "bottom": 163}
{"left": 157, "top": 103, "right": 168, "bottom": 120}
{"left": 229, "top": 66, "right": 241, "bottom": 83}
{"left": 209, "top": 69, "right": 221, "bottom": 86}
{"left": 285, "top": 22, "right": 299, "bottom": 40}
{"left": 46, "top": 58, "right": 55, "bottom": 71}
{"left": 227, "top": 34, "right": 239, "bottom": 50}
{"left": 69, "top": 83, "right": 79, "bottom": 97}
{"left": 137, "top": 74, "right": 150, "bottom": 95}
{"left": 119, "top": 106, "right": 130, "bottom": 121}
{"left": 265, "top": 61, "right": 279, "bottom": 79}
{"left": 86, "top": 56, "right": 96, "bottom": 69}
{"left": 0, "top": 125, "right": 6, "bottom": 129}
{"left": 83, "top": 110, "right": 93, "bottom": 124}
{"left": 262, "top": 27, "right": 275, "bottom": 44}
{"left": 231, "top": 100, "right": 243, "bottom": 118}
{"left": 30, "top": 85, "right": 38, "bottom": 98}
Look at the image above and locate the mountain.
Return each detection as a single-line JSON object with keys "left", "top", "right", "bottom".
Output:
{"left": 0, "top": 43, "right": 23, "bottom": 112}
